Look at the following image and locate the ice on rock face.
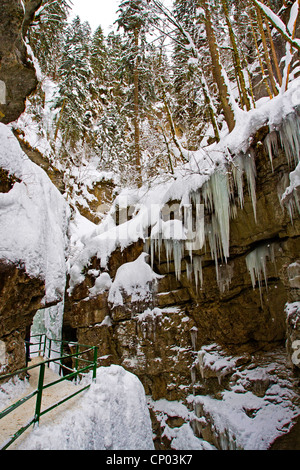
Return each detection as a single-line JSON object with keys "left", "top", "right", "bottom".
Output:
{"left": 265, "top": 112, "right": 300, "bottom": 169}
{"left": 203, "top": 170, "right": 231, "bottom": 261}
{"left": 150, "top": 217, "right": 187, "bottom": 280}
{"left": 149, "top": 153, "right": 258, "bottom": 289}
{"left": 246, "top": 244, "right": 276, "bottom": 299}
{"left": 279, "top": 113, "right": 300, "bottom": 166}
{"left": 233, "top": 152, "right": 257, "bottom": 221}
{"left": 186, "top": 256, "right": 203, "bottom": 291}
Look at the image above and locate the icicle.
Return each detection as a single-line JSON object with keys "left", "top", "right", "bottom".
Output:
{"left": 232, "top": 155, "right": 245, "bottom": 209}
{"left": 186, "top": 260, "right": 193, "bottom": 282}
{"left": 245, "top": 243, "right": 276, "bottom": 301}
{"left": 243, "top": 150, "right": 257, "bottom": 222}
{"left": 171, "top": 239, "right": 185, "bottom": 280}
{"left": 232, "top": 152, "right": 257, "bottom": 220}
{"left": 150, "top": 218, "right": 164, "bottom": 268}
{"left": 264, "top": 131, "right": 279, "bottom": 172}
{"left": 185, "top": 193, "right": 205, "bottom": 254}
{"left": 279, "top": 114, "right": 300, "bottom": 166}
{"left": 217, "top": 263, "right": 234, "bottom": 293}
{"left": 183, "top": 202, "right": 194, "bottom": 257}
{"left": 205, "top": 215, "right": 223, "bottom": 280}
{"left": 190, "top": 326, "right": 198, "bottom": 350}
{"left": 191, "top": 367, "right": 196, "bottom": 386}
{"left": 193, "top": 256, "right": 203, "bottom": 291}
{"left": 202, "top": 170, "right": 231, "bottom": 262}
{"left": 197, "top": 350, "right": 206, "bottom": 380}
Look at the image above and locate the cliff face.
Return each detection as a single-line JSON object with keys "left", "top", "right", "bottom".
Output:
{"left": 0, "top": 0, "right": 44, "bottom": 374}
{"left": 0, "top": 0, "right": 40, "bottom": 125}
{"left": 64, "top": 113, "right": 300, "bottom": 449}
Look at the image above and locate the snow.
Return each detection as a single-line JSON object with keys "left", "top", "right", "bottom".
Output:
{"left": 108, "top": 253, "right": 163, "bottom": 308}
{"left": 188, "top": 345, "right": 300, "bottom": 450}
{"left": 147, "top": 397, "right": 216, "bottom": 450}
{"left": 282, "top": 161, "right": 300, "bottom": 200}
{"left": 285, "top": 301, "right": 300, "bottom": 323}
{"left": 1, "top": 22, "right": 299, "bottom": 451}
{"left": 198, "top": 343, "right": 238, "bottom": 383}
{"left": 167, "top": 423, "right": 216, "bottom": 450}
{"left": 0, "top": 376, "right": 30, "bottom": 412}
{"left": 14, "top": 365, "right": 154, "bottom": 450}
{"left": 67, "top": 78, "right": 300, "bottom": 294}
{"left": 89, "top": 272, "right": 112, "bottom": 298}
{"left": 0, "top": 124, "right": 69, "bottom": 305}
{"left": 254, "top": 0, "right": 300, "bottom": 50}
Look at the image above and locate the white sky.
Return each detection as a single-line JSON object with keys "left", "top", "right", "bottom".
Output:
{"left": 69, "top": 0, "right": 120, "bottom": 33}
{"left": 69, "top": 0, "right": 173, "bottom": 34}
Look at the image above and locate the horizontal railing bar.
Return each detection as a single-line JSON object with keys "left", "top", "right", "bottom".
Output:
{"left": 0, "top": 334, "right": 98, "bottom": 450}
{"left": 0, "top": 390, "right": 38, "bottom": 420}
{"left": 0, "top": 347, "right": 96, "bottom": 382}
{"left": 29, "top": 335, "right": 93, "bottom": 350}
{"left": 42, "top": 364, "right": 94, "bottom": 390}
{"left": 39, "top": 385, "right": 91, "bottom": 418}
{"left": 0, "top": 417, "right": 36, "bottom": 450}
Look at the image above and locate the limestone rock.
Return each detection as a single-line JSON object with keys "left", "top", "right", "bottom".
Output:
{"left": 0, "top": 0, "right": 40, "bottom": 124}
{"left": 0, "top": 261, "right": 45, "bottom": 374}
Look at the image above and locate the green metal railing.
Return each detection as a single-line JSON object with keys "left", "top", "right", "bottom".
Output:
{"left": 0, "top": 334, "right": 98, "bottom": 450}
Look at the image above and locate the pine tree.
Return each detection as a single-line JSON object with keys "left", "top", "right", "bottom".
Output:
{"left": 172, "top": 0, "right": 220, "bottom": 146}
{"left": 55, "top": 16, "right": 93, "bottom": 149}
{"left": 92, "top": 32, "right": 134, "bottom": 181}
{"left": 28, "top": 0, "right": 72, "bottom": 78}
{"left": 116, "top": 0, "right": 153, "bottom": 185}
{"left": 199, "top": 0, "right": 236, "bottom": 133}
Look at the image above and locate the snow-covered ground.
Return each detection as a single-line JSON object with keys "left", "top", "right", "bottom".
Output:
{"left": 0, "top": 365, "right": 154, "bottom": 451}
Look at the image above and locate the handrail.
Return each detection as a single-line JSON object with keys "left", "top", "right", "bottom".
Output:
{"left": 0, "top": 334, "right": 98, "bottom": 450}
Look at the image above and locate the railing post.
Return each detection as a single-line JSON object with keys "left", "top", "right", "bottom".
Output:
{"left": 38, "top": 334, "right": 42, "bottom": 356}
{"left": 93, "top": 347, "right": 98, "bottom": 381}
{"left": 43, "top": 334, "right": 46, "bottom": 357}
{"left": 48, "top": 338, "right": 52, "bottom": 364}
{"left": 34, "top": 362, "right": 45, "bottom": 426}
{"left": 75, "top": 344, "right": 79, "bottom": 371}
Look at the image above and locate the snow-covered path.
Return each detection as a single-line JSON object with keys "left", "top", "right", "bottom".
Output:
{"left": 0, "top": 357, "right": 83, "bottom": 450}
{"left": 0, "top": 362, "right": 155, "bottom": 451}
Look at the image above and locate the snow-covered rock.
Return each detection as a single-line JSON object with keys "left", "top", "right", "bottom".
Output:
{"left": 0, "top": 123, "right": 69, "bottom": 305}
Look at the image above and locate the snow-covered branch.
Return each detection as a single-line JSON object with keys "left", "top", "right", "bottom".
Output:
{"left": 253, "top": 0, "right": 300, "bottom": 53}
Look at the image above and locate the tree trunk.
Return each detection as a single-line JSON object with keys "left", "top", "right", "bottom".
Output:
{"left": 133, "top": 27, "right": 142, "bottom": 186}
{"left": 254, "top": 4, "right": 279, "bottom": 96}
{"left": 249, "top": 13, "right": 273, "bottom": 99}
{"left": 221, "top": 0, "right": 251, "bottom": 111}
{"left": 200, "top": 0, "right": 236, "bottom": 133}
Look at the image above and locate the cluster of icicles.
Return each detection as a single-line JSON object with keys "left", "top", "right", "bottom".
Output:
{"left": 146, "top": 112, "right": 300, "bottom": 297}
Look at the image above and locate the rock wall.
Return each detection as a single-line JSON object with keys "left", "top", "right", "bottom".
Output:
{"left": 0, "top": 0, "right": 40, "bottom": 124}
{"left": 0, "top": 1, "right": 58, "bottom": 376}
{"left": 0, "top": 261, "right": 45, "bottom": 373}
{"left": 64, "top": 118, "right": 300, "bottom": 449}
